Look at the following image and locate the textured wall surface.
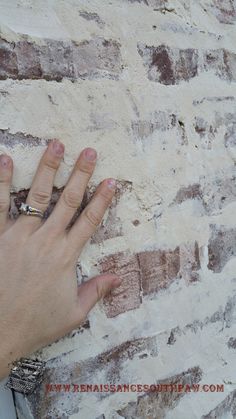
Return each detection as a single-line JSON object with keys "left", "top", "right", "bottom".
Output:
{"left": 0, "top": 0, "right": 236, "bottom": 418}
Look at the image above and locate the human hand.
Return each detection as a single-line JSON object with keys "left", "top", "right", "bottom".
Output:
{"left": 0, "top": 140, "right": 121, "bottom": 379}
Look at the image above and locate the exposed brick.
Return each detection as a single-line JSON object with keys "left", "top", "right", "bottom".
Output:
{"left": 126, "top": 0, "right": 177, "bottom": 12}
{"left": 227, "top": 337, "right": 236, "bottom": 349}
{"left": 193, "top": 96, "right": 235, "bottom": 105}
{"left": 202, "top": 174, "right": 236, "bottom": 212}
{"left": 0, "top": 129, "right": 49, "bottom": 148}
{"left": 167, "top": 294, "right": 236, "bottom": 345}
{"left": 138, "top": 44, "right": 198, "bottom": 84}
{"left": 98, "top": 243, "right": 200, "bottom": 316}
{"left": 179, "top": 242, "right": 201, "bottom": 283}
{"left": 132, "top": 111, "right": 176, "bottom": 138}
{"left": 26, "top": 335, "right": 159, "bottom": 418}
{"left": 208, "top": 225, "right": 236, "bottom": 273}
{"left": 117, "top": 366, "right": 202, "bottom": 418}
{"left": 131, "top": 111, "right": 187, "bottom": 144}
{"left": 0, "top": 36, "right": 122, "bottom": 81}
{"left": 193, "top": 106, "right": 236, "bottom": 148}
{"left": 97, "top": 252, "right": 142, "bottom": 317}
{"left": 173, "top": 184, "right": 202, "bottom": 204}
{"left": 138, "top": 247, "right": 180, "bottom": 295}
{"left": 202, "top": 390, "right": 236, "bottom": 419}
{"left": 79, "top": 11, "right": 105, "bottom": 27}
{"left": 210, "top": 0, "right": 236, "bottom": 24}
{"left": 173, "top": 173, "right": 236, "bottom": 213}
{"left": 138, "top": 44, "right": 236, "bottom": 84}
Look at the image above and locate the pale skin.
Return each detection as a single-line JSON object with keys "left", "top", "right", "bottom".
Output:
{"left": 0, "top": 140, "right": 122, "bottom": 380}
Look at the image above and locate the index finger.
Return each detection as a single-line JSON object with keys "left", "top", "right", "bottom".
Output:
{"left": 67, "top": 178, "right": 116, "bottom": 255}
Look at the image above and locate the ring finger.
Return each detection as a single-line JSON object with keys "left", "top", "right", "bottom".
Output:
{"left": 16, "top": 139, "right": 64, "bottom": 233}
{"left": 0, "top": 154, "right": 13, "bottom": 234}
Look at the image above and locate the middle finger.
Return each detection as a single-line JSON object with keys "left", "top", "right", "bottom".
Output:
{"left": 44, "top": 147, "right": 97, "bottom": 234}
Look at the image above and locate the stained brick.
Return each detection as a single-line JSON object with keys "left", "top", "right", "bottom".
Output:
{"left": 0, "top": 36, "right": 122, "bottom": 81}
{"left": 98, "top": 243, "right": 201, "bottom": 316}
{"left": 173, "top": 173, "right": 236, "bottom": 214}
{"left": 137, "top": 247, "right": 180, "bottom": 295}
{"left": 132, "top": 111, "right": 176, "bottom": 138}
{"left": 211, "top": 0, "right": 236, "bottom": 24}
{"left": 179, "top": 242, "right": 201, "bottom": 283}
{"left": 0, "top": 129, "right": 49, "bottom": 148}
{"left": 173, "top": 184, "right": 202, "bottom": 204}
{"left": 79, "top": 11, "right": 105, "bottom": 27}
{"left": 138, "top": 44, "right": 236, "bottom": 84}
{"left": 208, "top": 225, "right": 236, "bottom": 273}
{"left": 126, "top": 0, "right": 174, "bottom": 11}
{"left": 117, "top": 366, "right": 202, "bottom": 418}
{"left": 202, "top": 174, "right": 236, "bottom": 212}
{"left": 193, "top": 110, "right": 236, "bottom": 148}
{"left": 202, "top": 390, "right": 236, "bottom": 419}
{"left": 131, "top": 111, "right": 187, "bottom": 144}
{"left": 167, "top": 294, "right": 236, "bottom": 345}
{"left": 26, "top": 335, "right": 159, "bottom": 418}
{"left": 227, "top": 337, "right": 236, "bottom": 349}
{"left": 138, "top": 44, "right": 198, "bottom": 84}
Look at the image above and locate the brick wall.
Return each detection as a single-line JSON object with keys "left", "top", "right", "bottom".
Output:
{"left": 0, "top": 0, "right": 236, "bottom": 417}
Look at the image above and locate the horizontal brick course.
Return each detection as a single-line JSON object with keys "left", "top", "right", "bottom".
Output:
{"left": 0, "top": 36, "right": 122, "bottom": 81}
{"left": 138, "top": 44, "right": 236, "bottom": 85}
{"left": 117, "top": 366, "right": 202, "bottom": 418}
{"left": 98, "top": 243, "right": 201, "bottom": 317}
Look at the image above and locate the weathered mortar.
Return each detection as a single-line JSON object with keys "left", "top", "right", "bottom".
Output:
{"left": 0, "top": 0, "right": 236, "bottom": 418}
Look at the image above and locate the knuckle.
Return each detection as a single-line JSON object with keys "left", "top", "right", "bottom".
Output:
{"left": 63, "top": 189, "right": 79, "bottom": 209}
{"left": 95, "top": 279, "right": 107, "bottom": 300}
{"left": 0, "top": 175, "right": 11, "bottom": 184}
{"left": 77, "top": 162, "right": 93, "bottom": 176}
{"left": 99, "top": 189, "right": 113, "bottom": 206}
{"left": 31, "top": 189, "right": 51, "bottom": 205}
{"left": 44, "top": 157, "right": 59, "bottom": 171}
{"left": 84, "top": 207, "right": 101, "bottom": 227}
{"left": 0, "top": 199, "right": 9, "bottom": 213}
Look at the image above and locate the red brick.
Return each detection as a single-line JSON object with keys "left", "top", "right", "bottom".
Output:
{"left": 0, "top": 36, "right": 122, "bottom": 81}
{"left": 179, "top": 242, "right": 201, "bottom": 283}
{"left": 202, "top": 390, "right": 236, "bottom": 418}
{"left": 24, "top": 335, "right": 159, "bottom": 418}
{"left": 137, "top": 247, "right": 180, "bottom": 295}
{"left": 208, "top": 225, "right": 236, "bottom": 273}
{"left": 172, "top": 174, "right": 236, "bottom": 214}
{"left": 131, "top": 111, "right": 187, "bottom": 144}
{"left": 138, "top": 44, "right": 236, "bottom": 85}
{"left": 117, "top": 366, "right": 202, "bottom": 418}
{"left": 173, "top": 184, "right": 202, "bottom": 205}
{"left": 211, "top": 0, "right": 236, "bottom": 24}
{"left": 0, "top": 129, "right": 49, "bottom": 148}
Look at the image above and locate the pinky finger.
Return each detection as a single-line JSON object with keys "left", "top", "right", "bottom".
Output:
{"left": 0, "top": 154, "right": 13, "bottom": 234}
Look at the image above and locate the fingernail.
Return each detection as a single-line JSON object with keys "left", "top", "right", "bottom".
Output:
{"left": 107, "top": 178, "right": 117, "bottom": 189}
{"left": 52, "top": 140, "right": 64, "bottom": 157}
{"left": 0, "top": 155, "right": 11, "bottom": 168}
{"left": 84, "top": 148, "right": 97, "bottom": 162}
{"left": 112, "top": 277, "right": 122, "bottom": 288}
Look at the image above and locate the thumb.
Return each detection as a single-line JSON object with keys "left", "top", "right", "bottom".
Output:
{"left": 76, "top": 274, "right": 122, "bottom": 320}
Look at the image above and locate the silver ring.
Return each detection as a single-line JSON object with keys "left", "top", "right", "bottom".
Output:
{"left": 19, "top": 203, "right": 44, "bottom": 219}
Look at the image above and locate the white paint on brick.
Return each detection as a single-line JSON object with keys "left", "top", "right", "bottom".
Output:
{"left": 0, "top": 0, "right": 236, "bottom": 417}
